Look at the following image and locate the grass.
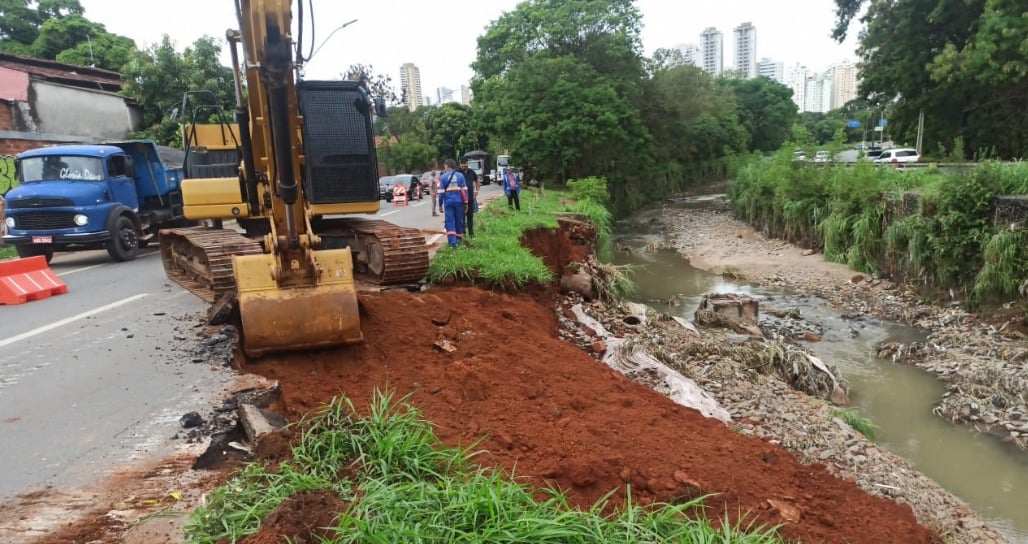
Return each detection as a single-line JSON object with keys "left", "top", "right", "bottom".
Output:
{"left": 184, "top": 391, "right": 785, "bottom": 544}
{"left": 429, "top": 183, "right": 617, "bottom": 291}
{"left": 428, "top": 187, "right": 559, "bottom": 288}
{"left": 830, "top": 407, "right": 877, "bottom": 441}
{"left": 721, "top": 266, "right": 746, "bottom": 280}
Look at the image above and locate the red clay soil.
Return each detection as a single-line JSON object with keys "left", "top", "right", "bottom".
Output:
{"left": 244, "top": 285, "right": 939, "bottom": 544}
{"left": 239, "top": 489, "right": 349, "bottom": 544}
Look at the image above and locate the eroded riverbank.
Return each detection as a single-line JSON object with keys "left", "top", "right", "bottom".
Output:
{"left": 621, "top": 190, "right": 1026, "bottom": 542}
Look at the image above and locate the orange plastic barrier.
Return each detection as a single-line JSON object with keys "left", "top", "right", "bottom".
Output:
{"left": 392, "top": 185, "right": 408, "bottom": 206}
{"left": 0, "top": 255, "right": 68, "bottom": 305}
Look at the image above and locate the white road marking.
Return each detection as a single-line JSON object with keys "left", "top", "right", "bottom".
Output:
{"left": 57, "top": 263, "right": 105, "bottom": 277}
{"left": 380, "top": 209, "right": 400, "bottom": 217}
{"left": 55, "top": 251, "right": 157, "bottom": 277}
{"left": 0, "top": 293, "right": 148, "bottom": 349}
{"left": 427, "top": 234, "right": 442, "bottom": 245}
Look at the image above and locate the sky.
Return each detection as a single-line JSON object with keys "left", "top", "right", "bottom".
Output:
{"left": 78, "top": 0, "right": 861, "bottom": 100}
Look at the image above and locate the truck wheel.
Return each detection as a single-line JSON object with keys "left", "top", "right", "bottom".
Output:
{"left": 15, "top": 245, "right": 54, "bottom": 264}
{"left": 106, "top": 216, "right": 139, "bottom": 262}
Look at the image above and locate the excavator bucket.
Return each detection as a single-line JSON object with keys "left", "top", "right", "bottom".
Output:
{"left": 233, "top": 248, "right": 362, "bottom": 357}
{"left": 0, "top": 255, "right": 68, "bottom": 305}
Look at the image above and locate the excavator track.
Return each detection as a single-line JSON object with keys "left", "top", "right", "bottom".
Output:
{"left": 318, "top": 218, "right": 430, "bottom": 286}
{"left": 159, "top": 227, "right": 264, "bottom": 303}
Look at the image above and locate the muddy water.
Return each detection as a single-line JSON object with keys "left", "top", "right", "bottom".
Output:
{"left": 612, "top": 206, "right": 1028, "bottom": 543}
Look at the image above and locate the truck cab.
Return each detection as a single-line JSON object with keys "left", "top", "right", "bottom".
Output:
{"left": 2, "top": 141, "right": 186, "bottom": 263}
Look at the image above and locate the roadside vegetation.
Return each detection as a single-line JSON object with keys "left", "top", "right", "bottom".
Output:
{"left": 730, "top": 155, "right": 1028, "bottom": 307}
{"left": 428, "top": 176, "right": 614, "bottom": 290}
{"left": 184, "top": 391, "right": 784, "bottom": 544}
{"left": 0, "top": 245, "right": 15, "bottom": 259}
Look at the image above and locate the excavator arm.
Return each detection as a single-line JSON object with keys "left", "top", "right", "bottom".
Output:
{"left": 159, "top": 0, "right": 429, "bottom": 353}
{"left": 228, "top": 0, "right": 365, "bottom": 356}
{"left": 160, "top": 0, "right": 429, "bottom": 357}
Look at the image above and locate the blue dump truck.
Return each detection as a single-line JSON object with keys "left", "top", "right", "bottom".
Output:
{"left": 2, "top": 141, "right": 188, "bottom": 263}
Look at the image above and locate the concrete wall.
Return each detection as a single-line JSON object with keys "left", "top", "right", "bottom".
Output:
{"left": 993, "top": 196, "right": 1028, "bottom": 227}
{"left": 29, "top": 80, "right": 136, "bottom": 139}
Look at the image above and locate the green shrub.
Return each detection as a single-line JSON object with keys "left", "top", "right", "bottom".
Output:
{"left": 730, "top": 154, "right": 1028, "bottom": 306}
{"left": 567, "top": 176, "right": 611, "bottom": 207}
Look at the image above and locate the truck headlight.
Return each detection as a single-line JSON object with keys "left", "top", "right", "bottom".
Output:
{"left": 4, "top": 217, "right": 13, "bottom": 229}
{"left": 74, "top": 214, "right": 89, "bottom": 226}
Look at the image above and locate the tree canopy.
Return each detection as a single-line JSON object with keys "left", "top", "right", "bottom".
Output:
{"left": 472, "top": 0, "right": 649, "bottom": 185}
{"left": 833, "top": 0, "right": 1028, "bottom": 158}
{"left": 718, "top": 76, "right": 797, "bottom": 153}
{"left": 120, "top": 35, "right": 235, "bottom": 145}
{"left": 0, "top": 0, "right": 134, "bottom": 71}
{"left": 342, "top": 63, "right": 399, "bottom": 106}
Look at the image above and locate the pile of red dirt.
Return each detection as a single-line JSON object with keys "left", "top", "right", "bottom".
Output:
{"left": 244, "top": 286, "right": 939, "bottom": 544}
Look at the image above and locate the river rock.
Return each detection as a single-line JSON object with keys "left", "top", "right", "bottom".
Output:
{"left": 696, "top": 293, "right": 759, "bottom": 325}
{"left": 560, "top": 271, "right": 595, "bottom": 301}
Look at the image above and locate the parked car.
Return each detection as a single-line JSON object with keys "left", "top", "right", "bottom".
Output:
{"left": 813, "top": 150, "right": 832, "bottom": 163}
{"left": 792, "top": 150, "right": 807, "bottom": 161}
{"left": 391, "top": 174, "right": 427, "bottom": 199}
{"left": 865, "top": 145, "right": 883, "bottom": 159}
{"left": 874, "top": 148, "right": 921, "bottom": 164}
{"left": 420, "top": 171, "right": 435, "bottom": 191}
{"left": 378, "top": 176, "right": 395, "bottom": 202}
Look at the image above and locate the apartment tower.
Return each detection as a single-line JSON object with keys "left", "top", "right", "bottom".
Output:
{"left": 699, "top": 27, "right": 723, "bottom": 76}
{"left": 733, "top": 22, "right": 757, "bottom": 79}
{"left": 399, "top": 62, "right": 423, "bottom": 112}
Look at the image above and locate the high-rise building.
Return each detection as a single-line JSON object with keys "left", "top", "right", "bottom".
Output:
{"left": 757, "top": 57, "right": 784, "bottom": 83}
{"left": 699, "top": 27, "right": 723, "bottom": 76}
{"left": 829, "top": 61, "right": 858, "bottom": 110}
{"left": 733, "top": 22, "right": 757, "bottom": 79}
{"left": 804, "top": 73, "right": 832, "bottom": 114}
{"left": 785, "top": 63, "right": 808, "bottom": 111}
{"left": 399, "top": 62, "right": 423, "bottom": 112}
{"left": 460, "top": 85, "right": 472, "bottom": 105}
{"left": 436, "top": 86, "right": 457, "bottom": 105}
{"left": 675, "top": 43, "right": 700, "bottom": 67}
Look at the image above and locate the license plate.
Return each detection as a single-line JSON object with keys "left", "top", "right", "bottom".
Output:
{"left": 32, "top": 236, "right": 52, "bottom": 244}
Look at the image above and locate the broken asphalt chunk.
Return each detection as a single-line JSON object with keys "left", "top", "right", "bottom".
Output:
{"left": 179, "top": 411, "right": 204, "bottom": 428}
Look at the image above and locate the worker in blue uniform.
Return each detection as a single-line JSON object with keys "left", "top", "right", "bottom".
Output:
{"left": 437, "top": 158, "right": 469, "bottom": 248}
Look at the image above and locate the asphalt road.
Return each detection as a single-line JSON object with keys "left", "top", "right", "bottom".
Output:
{"left": 0, "top": 182, "right": 501, "bottom": 503}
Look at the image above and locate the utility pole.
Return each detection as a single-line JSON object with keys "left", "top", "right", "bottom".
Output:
{"left": 915, "top": 109, "right": 925, "bottom": 155}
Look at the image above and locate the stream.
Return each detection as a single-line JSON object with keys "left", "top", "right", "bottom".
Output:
{"left": 610, "top": 201, "right": 1028, "bottom": 543}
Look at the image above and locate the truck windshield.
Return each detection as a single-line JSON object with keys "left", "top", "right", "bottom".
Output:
{"left": 19, "top": 155, "right": 105, "bottom": 183}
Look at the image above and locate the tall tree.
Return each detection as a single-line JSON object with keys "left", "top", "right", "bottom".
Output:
{"left": 0, "top": 1, "right": 134, "bottom": 70}
{"left": 54, "top": 29, "right": 134, "bottom": 70}
{"left": 342, "top": 63, "right": 399, "bottom": 106}
{"left": 472, "top": 0, "right": 650, "bottom": 183}
{"left": 377, "top": 137, "right": 435, "bottom": 174}
{"left": 832, "top": 0, "right": 1026, "bottom": 158}
{"left": 422, "top": 102, "right": 486, "bottom": 162}
{"left": 719, "top": 76, "right": 797, "bottom": 152}
{"left": 0, "top": 0, "right": 82, "bottom": 50}
{"left": 121, "top": 35, "right": 235, "bottom": 145}
{"left": 30, "top": 14, "right": 134, "bottom": 70}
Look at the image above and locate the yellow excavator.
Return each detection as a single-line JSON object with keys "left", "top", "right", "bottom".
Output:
{"left": 159, "top": 0, "right": 428, "bottom": 357}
